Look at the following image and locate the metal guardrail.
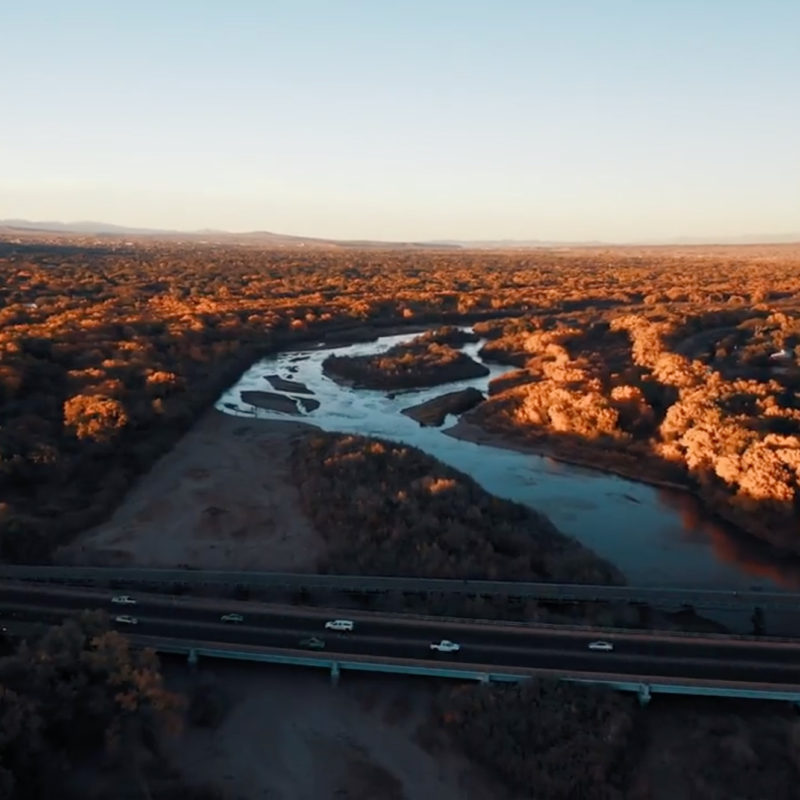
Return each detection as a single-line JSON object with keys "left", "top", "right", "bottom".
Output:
{"left": 1, "top": 565, "right": 796, "bottom": 610}
{"left": 137, "top": 636, "right": 800, "bottom": 703}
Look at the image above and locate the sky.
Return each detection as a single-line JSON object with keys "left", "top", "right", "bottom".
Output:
{"left": 1, "top": 0, "right": 798, "bottom": 242}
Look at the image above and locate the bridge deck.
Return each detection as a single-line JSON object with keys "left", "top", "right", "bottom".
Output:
{"left": 1, "top": 565, "right": 796, "bottom": 610}
{"left": 141, "top": 635, "right": 800, "bottom": 703}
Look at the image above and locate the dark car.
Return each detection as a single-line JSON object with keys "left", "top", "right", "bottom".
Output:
{"left": 299, "top": 636, "right": 326, "bottom": 650}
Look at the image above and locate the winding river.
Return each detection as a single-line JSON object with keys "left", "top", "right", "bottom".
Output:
{"left": 216, "top": 328, "right": 800, "bottom": 592}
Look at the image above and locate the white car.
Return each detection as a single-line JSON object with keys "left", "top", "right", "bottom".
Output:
{"left": 115, "top": 615, "right": 138, "bottom": 625}
{"left": 111, "top": 595, "right": 137, "bottom": 605}
{"left": 588, "top": 641, "right": 614, "bottom": 652}
{"left": 221, "top": 613, "right": 244, "bottom": 624}
{"left": 324, "top": 619, "right": 354, "bottom": 632}
{"left": 430, "top": 639, "right": 460, "bottom": 653}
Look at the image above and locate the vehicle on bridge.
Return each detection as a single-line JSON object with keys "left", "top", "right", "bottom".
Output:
{"left": 588, "top": 641, "right": 614, "bottom": 652}
{"left": 299, "top": 636, "right": 326, "bottom": 650}
{"left": 430, "top": 640, "right": 460, "bottom": 653}
{"left": 115, "top": 615, "right": 138, "bottom": 625}
{"left": 221, "top": 613, "right": 244, "bottom": 624}
{"left": 111, "top": 595, "right": 137, "bottom": 605}
{"left": 324, "top": 619, "right": 354, "bottom": 632}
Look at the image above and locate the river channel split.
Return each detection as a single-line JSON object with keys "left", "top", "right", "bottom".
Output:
{"left": 216, "top": 328, "right": 800, "bottom": 596}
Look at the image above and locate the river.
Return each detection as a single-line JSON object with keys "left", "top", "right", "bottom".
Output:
{"left": 215, "top": 328, "right": 800, "bottom": 593}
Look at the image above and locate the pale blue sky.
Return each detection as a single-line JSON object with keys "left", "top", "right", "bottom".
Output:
{"left": 1, "top": 1, "right": 798, "bottom": 241}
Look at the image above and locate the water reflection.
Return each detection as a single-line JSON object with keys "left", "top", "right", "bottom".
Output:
{"left": 216, "top": 328, "right": 796, "bottom": 591}
{"left": 655, "top": 488, "right": 800, "bottom": 590}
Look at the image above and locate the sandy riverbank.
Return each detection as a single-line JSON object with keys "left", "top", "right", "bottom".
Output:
{"left": 55, "top": 410, "right": 325, "bottom": 571}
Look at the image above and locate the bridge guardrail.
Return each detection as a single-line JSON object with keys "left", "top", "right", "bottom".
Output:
{"left": 133, "top": 635, "right": 800, "bottom": 702}
{"left": 0, "top": 565, "right": 797, "bottom": 609}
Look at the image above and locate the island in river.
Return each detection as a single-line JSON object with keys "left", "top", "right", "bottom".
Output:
{"left": 323, "top": 327, "right": 489, "bottom": 389}
{"left": 240, "top": 390, "right": 320, "bottom": 414}
{"left": 401, "top": 387, "right": 484, "bottom": 427}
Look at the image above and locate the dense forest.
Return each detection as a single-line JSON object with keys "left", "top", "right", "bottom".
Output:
{"left": 1, "top": 236, "right": 800, "bottom": 562}
{"left": 436, "top": 680, "right": 637, "bottom": 800}
{"left": 434, "top": 680, "right": 800, "bottom": 800}
{"left": 3, "top": 236, "right": 800, "bottom": 798}
{"left": 0, "top": 614, "right": 220, "bottom": 799}
{"left": 0, "top": 241, "right": 536, "bottom": 562}
{"left": 469, "top": 303, "right": 800, "bottom": 552}
{"left": 292, "top": 430, "right": 621, "bottom": 584}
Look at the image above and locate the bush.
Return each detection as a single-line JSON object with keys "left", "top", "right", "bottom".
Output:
{"left": 437, "top": 679, "right": 638, "bottom": 800}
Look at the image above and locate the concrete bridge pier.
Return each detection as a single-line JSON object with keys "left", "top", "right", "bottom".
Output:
{"left": 187, "top": 648, "right": 199, "bottom": 670}
{"left": 638, "top": 684, "right": 652, "bottom": 706}
{"left": 330, "top": 661, "right": 340, "bottom": 687}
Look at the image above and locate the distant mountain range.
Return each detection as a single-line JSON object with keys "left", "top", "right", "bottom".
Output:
{"left": 1, "top": 219, "right": 798, "bottom": 249}
{"left": 425, "top": 233, "right": 800, "bottom": 247}
{"left": 0, "top": 219, "right": 456, "bottom": 250}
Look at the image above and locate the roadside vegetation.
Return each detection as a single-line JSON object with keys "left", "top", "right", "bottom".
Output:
{"left": 0, "top": 613, "right": 220, "bottom": 799}
{"left": 434, "top": 679, "right": 637, "bottom": 800}
{"left": 634, "top": 699, "right": 800, "bottom": 800}
{"left": 431, "top": 681, "right": 800, "bottom": 800}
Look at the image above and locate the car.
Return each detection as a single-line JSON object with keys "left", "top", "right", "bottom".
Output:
{"left": 430, "top": 639, "right": 460, "bottom": 653}
{"left": 324, "top": 619, "right": 354, "bottom": 632}
{"left": 111, "top": 595, "right": 137, "bottom": 605}
{"left": 115, "top": 615, "right": 138, "bottom": 625}
{"left": 299, "top": 636, "right": 326, "bottom": 650}
{"left": 221, "top": 613, "right": 244, "bottom": 624}
{"left": 588, "top": 641, "right": 614, "bottom": 652}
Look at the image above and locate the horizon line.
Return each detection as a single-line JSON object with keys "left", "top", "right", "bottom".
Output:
{"left": 1, "top": 217, "right": 799, "bottom": 249}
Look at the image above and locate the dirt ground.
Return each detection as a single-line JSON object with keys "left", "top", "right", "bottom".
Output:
{"left": 166, "top": 663, "right": 516, "bottom": 800}
{"left": 55, "top": 410, "right": 325, "bottom": 571}
{"left": 49, "top": 406, "right": 514, "bottom": 798}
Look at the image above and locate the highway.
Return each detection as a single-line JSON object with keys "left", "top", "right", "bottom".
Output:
{"left": 2, "top": 581, "right": 800, "bottom": 689}
{"left": 0, "top": 564, "right": 795, "bottom": 611}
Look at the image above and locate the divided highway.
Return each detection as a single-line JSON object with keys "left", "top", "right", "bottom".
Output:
{"left": 2, "top": 581, "right": 800, "bottom": 688}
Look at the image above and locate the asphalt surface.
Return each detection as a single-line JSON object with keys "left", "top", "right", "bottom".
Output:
{"left": 1, "top": 565, "right": 797, "bottom": 610}
{"left": 2, "top": 582, "right": 800, "bottom": 686}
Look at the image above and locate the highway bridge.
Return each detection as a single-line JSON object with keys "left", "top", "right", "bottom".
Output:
{"left": 2, "top": 580, "right": 800, "bottom": 704}
{"left": 0, "top": 565, "right": 795, "bottom": 611}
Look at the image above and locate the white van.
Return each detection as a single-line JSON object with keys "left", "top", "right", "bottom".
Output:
{"left": 324, "top": 619, "right": 354, "bottom": 632}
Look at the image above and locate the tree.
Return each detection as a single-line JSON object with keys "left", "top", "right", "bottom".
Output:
{"left": 63, "top": 394, "right": 128, "bottom": 443}
{"left": 0, "top": 612, "right": 183, "bottom": 799}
